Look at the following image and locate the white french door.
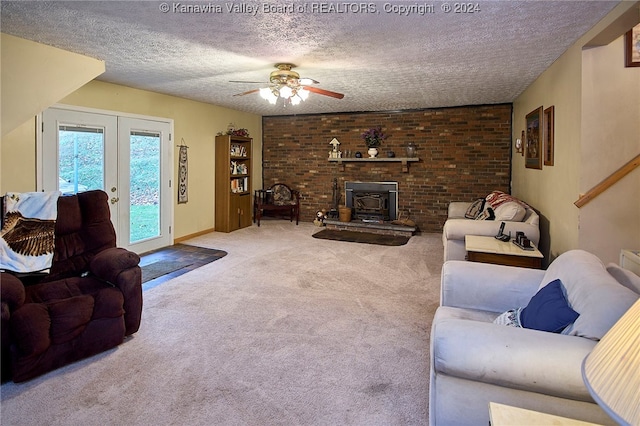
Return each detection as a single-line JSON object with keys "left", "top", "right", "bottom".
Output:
{"left": 117, "top": 116, "right": 172, "bottom": 254}
{"left": 41, "top": 107, "right": 173, "bottom": 254}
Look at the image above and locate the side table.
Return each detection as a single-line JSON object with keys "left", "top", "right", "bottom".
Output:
{"left": 489, "top": 402, "right": 603, "bottom": 425}
{"left": 465, "top": 235, "right": 543, "bottom": 269}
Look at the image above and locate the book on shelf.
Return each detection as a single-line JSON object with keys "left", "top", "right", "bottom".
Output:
{"left": 230, "top": 177, "right": 249, "bottom": 193}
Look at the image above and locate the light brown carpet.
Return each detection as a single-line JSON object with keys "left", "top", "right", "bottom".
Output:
{"left": 0, "top": 222, "right": 443, "bottom": 425}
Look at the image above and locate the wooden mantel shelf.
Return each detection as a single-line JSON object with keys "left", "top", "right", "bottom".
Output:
{"left": 329, "top": 157, "right": 419, "bottom": 173}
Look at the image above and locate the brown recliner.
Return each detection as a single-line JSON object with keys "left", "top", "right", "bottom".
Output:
{"left": 1, "top": 190, "right": 142, "bottom": 382}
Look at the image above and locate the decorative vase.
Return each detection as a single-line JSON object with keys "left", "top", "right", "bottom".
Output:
{"left": 406, "top": 142, "right": 417, "bottom": 158}
{"left": 367, "top": 147, "right": 378, "bottom": 158}
{"left": 355, "top": 151, "right": 362, "bottom": 158}
{"left": 387, "top": 151, "right": 395, "bottom": 158}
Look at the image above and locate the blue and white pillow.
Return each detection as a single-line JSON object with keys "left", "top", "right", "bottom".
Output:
{"left": 493, "top": 279, "right": 579, "bottom": 333}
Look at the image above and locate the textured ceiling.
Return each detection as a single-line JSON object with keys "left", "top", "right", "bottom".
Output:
{"left": 1, "top": 1, "right": 620, "bottom": 116}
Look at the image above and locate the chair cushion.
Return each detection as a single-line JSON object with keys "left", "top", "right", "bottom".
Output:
{"left": 271, "top": 184, "right": 293, "bottom": 206}
{"left": 48, "top": 191, "right": 117, "bottom": 281}
{"left": 48, "top": 295, "right": 94, "bottom": 344}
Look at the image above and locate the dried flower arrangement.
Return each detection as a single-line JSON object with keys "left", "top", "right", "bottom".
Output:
{"left": 361, "top": 127, "right": 388, "bottom": 148}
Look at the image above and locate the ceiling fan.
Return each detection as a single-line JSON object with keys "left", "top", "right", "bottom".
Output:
{"left": 231, "top": 63, "right": 344, "bottom": 105}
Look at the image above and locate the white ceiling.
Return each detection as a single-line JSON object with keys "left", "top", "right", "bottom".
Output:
{"left": 1, "top": 1, "right": 620, "bottom": 116}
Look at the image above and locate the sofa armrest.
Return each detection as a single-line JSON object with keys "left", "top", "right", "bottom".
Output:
{"left": 441, "top": 260, "right": 544, "bottom": 312}
{"left": 432, "top": 316, "right": 597, "bottom": 401}
{"left": 448, "top": 202, "right": 470, "bottom": 219}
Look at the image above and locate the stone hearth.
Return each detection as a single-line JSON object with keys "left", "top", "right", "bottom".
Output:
{"left": 323, "top": 219, "right": 416, "bottom": 238}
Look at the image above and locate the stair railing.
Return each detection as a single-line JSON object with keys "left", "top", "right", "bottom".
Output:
{"left": 574, "top": 153, "right": 640, "bottom": 208}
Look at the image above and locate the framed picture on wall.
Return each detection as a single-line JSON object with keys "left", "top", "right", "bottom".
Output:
{"left": 543, "top": 105, "right": 554, "bottom": 166}
{"left": 525, "top": 106, "right": 543, "bottom": 170}
{"left": 625, "top": 24, "right": 640, "bottom": 68}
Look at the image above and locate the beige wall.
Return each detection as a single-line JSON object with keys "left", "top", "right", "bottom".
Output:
{"left": 512, "top": 2, "right": 640, "bottom": 264}
{"left": 1, "top": 80, "right": 262, "bottom": 240}
{"left": 1, "top": 33, "right": 105, "bottom": 137}
{"left": 512, "top": 42, "right": 583, "bottom": 261}
{"left": 580, "top": 36, "right": 640, "bottom": 263}
{"left": 1, "top": 119, "right": 38, "bottom": 191}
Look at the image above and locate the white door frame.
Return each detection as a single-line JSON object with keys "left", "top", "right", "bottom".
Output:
{"left": 38, "top": 104, "right": 174, "bottom": 253}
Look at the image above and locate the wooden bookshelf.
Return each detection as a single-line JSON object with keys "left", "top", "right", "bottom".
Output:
{"left": 215, "top": 135, "right": 252, "bottom": 232}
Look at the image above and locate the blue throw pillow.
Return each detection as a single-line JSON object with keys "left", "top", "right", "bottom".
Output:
{"left": 520, "top": 279, "right": 579, "bottom": 333}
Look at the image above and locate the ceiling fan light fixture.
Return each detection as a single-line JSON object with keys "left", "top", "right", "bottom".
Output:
{"left": 260, "top": 87, "right": 278, "bottom": 104}
{"left": 259, "top": 87, "right": 271, "bottom": 99}
{"left": 298, "top": 87, "right": 309, "bottom": 100}
{"left": 279, "top": 85, "right": 293, "bottom": 99}
{"left": 232, "top": 64, "right": 343, "bottom": 105}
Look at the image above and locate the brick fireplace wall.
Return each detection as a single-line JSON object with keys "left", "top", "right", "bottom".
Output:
{"left": 262, "top": 104, "right": 512, "bottom": 232}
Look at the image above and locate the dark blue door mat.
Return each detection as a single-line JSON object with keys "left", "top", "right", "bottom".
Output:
{"left": 140, "top": 244, "right": 227, "bottom": 290}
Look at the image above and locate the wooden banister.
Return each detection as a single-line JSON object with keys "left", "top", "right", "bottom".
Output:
{"left": 574, "top": 153, "right": 640, "bottom": 208}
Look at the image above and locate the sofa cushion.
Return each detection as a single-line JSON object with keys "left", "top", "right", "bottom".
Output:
{"left": 485, "top": 190, "right": 527, "bottom": 209}
{"left": 520, "top": 279, "right": 579, "bottom": 333}
{"left": 541, "top": 250, "right": 639, "bottom": 340}
{"left": 485, "top": 191, "right": 528, "bottom": 222}
{"left": 493, "top": 202, "right": 526, "bottom": 221}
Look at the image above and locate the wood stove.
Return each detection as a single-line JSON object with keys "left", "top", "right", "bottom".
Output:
{"left": 345, "top": 181, "right": 398, "bottom": 222}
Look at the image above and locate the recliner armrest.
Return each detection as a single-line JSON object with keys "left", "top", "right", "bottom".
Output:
{"left": 0, "top": 272, "right": 26, "bottom": 312}
{"left": 89, "top": 247, "right": 140, "bottom": 284}
{"left": 89, "top": 247, "right": 142, "bottom": 335}
{"left": 441, "top": 260, "right": 544, "bottom": 312}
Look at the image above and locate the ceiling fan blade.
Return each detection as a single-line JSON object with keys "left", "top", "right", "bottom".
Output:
{"left": 299, "top": 77, "right": 320, "bottom": 85}
{"left": 233, "top": 89, "right": 261, "bottom": 97}
{"left": 229, "top": 80, "right": 269, "bottom": 84}
{"left": 303, "top": 86, "right": 344, "bottom": 99}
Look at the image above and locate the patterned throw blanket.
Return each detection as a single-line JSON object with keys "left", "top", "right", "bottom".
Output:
{"left": 1, "top": 191, "right": 60, "bottom": 273}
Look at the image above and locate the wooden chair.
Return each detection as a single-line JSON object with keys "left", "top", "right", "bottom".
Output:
{"left": 253, "top": 183, "right": 300, "bottom": 226}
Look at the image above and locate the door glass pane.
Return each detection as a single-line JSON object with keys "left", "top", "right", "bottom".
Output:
{"left": 130, "top": 131, "right": 161, "bottom": 244}
{"left": 58, "top": 126, "right": 104, "bottom": 195}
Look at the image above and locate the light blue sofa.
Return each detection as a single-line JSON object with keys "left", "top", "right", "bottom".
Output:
{"left": 429, "top": 250, "right": 640, "bottom": 425}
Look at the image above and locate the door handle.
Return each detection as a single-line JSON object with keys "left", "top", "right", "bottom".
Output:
{"left": 111, "top": 197, "right": 120, "bottom": 204}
